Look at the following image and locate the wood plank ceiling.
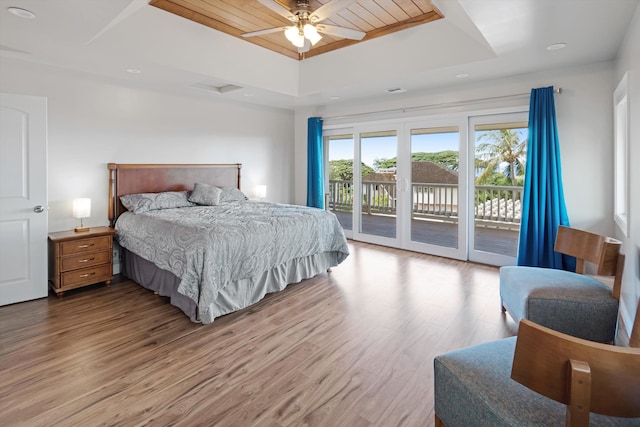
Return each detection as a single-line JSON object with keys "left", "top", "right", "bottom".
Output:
{"left": 149, "top": 0, "right": 443, "bottom": 60}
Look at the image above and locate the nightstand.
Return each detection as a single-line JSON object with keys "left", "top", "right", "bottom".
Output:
{"left": 48, "top": 226, "right": 117, "bottom": 297}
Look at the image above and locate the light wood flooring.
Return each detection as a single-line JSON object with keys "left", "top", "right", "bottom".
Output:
{"left": 0, "top": 241, "right": 517, "bottom": 426}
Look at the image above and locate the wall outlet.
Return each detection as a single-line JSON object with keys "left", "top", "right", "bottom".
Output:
{"left": 112, "top": 241, "right": 122, "bottom": 264}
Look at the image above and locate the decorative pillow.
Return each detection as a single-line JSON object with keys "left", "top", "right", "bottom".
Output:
{"left": 120, "top": 191, "right": 194, "bottom": 213}
{"left": 219, "top": 187, "right": 248, "bottom": 203}
{"left": 188, "top": 182, "right": 223, "bottom": 206}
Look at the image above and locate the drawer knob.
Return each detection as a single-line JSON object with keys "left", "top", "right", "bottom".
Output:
{"left": 77, "top": 244, "right": 95, "bottom": 249}
{"left": 78, "top": 258, "right": 95, "bottom": 263}
{"left": 79, "top": 272, "right": 96, "bottom": 278}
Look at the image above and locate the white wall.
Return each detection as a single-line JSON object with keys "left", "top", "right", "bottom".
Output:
{"left": 614, "top": 4, "right": 640, "bottom": 339}
{"left": 0, "top": 58, "right": 295, "bottom": 234}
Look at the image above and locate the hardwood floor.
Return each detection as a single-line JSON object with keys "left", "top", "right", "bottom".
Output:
{"left": 0, "top": 241, "right": 517, "bottom": 426}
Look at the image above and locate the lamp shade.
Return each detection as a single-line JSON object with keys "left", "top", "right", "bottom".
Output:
{"left": 256, "top": 185, "right": 267, "bottom": 199}
{"left": 73, "top": 198, "right": 91, "bottom": 219}
{"left": 285, "top": 26, "right": 305, "bottom": 48}
{"left": 303, "top": 24, "right": 322, "bottom": 45}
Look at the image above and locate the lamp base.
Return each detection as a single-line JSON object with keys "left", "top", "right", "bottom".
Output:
{"left": 74, "top": 226, "right": 90, "bottom": 232}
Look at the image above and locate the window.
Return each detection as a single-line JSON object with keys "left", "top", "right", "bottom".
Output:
{"left": 613, "top": 73, "right": 629, "bottom": 237}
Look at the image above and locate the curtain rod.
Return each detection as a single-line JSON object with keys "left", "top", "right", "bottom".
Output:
{"left": 323, "top": 87, "right": 562, "bottom": 122}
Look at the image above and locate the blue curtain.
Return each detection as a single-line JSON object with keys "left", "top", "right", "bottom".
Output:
{"left": 306, "top": 117, "right": 324, "bottom": 208}
{"left": 517, "top": 86, "right": 572, "bottom": 269}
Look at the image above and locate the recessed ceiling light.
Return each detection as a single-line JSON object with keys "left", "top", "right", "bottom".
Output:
{"left": 329, "top": 96, "right": 340, "bottom": 100}
{"left": 126, "top": 68, "right": 142, "bottom": 74}
{"left": 456, "top": 73, "right": 470, "bottom": 79}
{"left": 546, "top": 43, "right": 567, "bottom": 51}
{"left": 7, "top": 7, "right": 36, "bottom": 19}
{"left": 243, "top": 93, "right": 254, "bottom": 97}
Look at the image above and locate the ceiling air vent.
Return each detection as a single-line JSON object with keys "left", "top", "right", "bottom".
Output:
{"left": 384, "top": 87, "right": 407, "bottom": 94}
{"left": 192, "top": 82, "right": 243, "bottom": 95}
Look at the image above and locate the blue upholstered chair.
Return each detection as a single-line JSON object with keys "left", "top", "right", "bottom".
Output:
{"left": 434, "top": 318, "right": 640, "bottom": 427}
{"left": 500, "top": 226, "right": 625, "bottom": 343}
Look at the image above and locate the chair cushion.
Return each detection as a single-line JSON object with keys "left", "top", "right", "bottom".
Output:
{"left": 434, "top": 338, "right": 640, "bottom": 426}
{"left": 500, "top": 266, "right": 618, "bottom": 342}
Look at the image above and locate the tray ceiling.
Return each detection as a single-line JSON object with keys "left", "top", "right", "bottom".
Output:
{"left": 149, "top": 0, "right": 443, "bottom": 60}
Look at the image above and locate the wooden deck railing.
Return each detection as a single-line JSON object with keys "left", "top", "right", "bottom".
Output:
{"left": 327, "top": 180, "right": 523, "bottom": 228}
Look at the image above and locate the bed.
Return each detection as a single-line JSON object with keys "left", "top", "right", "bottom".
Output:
{"left": 108, "top": 163, "right": 349, "bottom": 324}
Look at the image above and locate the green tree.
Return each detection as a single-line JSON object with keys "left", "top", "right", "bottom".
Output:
{"left": 329, "top": 159, "right": 374, "bottom": 181}
{"left": 475, "top": 129, "right": 526, "bottom": 185}
{"left": 482, "top": 172, "right": 524, "bottom": 187}
{"left": 372, "top": 150, "right": 459, "bottom": 171}
{"left": 412, "top": 150, "right": 459, "bottom": 170}
{"left": 373, "top": 157, "right": 394, "bottom": 170}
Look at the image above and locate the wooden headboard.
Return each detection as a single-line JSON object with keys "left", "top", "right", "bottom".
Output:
{"left": 108, "top": 163, "right": 242, "bottom": 227}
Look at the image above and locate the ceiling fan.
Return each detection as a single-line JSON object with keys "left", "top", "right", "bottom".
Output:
{"left": 242, "top": 0, "right": 366, "bottom": 54}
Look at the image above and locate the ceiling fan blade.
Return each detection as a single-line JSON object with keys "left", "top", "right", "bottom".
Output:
{"left": 309, "top": 0, "right": 356, "bottom": 23}
{"left": 241, "top": 26, "right": 288, "bottom": 38}
{"left": 258, "top": 0, "right": 296, "bottom": 22}
{"left": 316, "top": 24, "right": 365, "bottom": 40}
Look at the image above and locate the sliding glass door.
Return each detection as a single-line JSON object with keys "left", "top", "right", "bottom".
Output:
{"left": 468, "top": 113, "right": 528, "bottom": 265}
{"left": 409, "top": 127, "right": 460, "bottom": 247}
{"left": 325, "top": 132, "right": 354, "bottom": 236}
{"left": 401, "top": 120, "right": 467, "bottom": 259}
{"left": 358, "top": 129, "right": 399, "bottom": 241}
{"left": 325, "top": 120, "right": 468, "bottom": 260}
{"left": 323, "top": 108, "right": 527, "bottom": 266}
{"left": 325, "top": 125, "right": 403, "bottom": 246}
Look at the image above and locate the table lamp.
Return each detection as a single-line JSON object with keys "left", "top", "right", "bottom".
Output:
{"left": 73, "top": 198, "right": 91, "bottom": 232}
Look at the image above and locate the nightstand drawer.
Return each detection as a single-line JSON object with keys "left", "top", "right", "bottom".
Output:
{"left": 60, "top": 236, "right": 111, "bottom": 256}
{"left": 61, "top": 250, "right": 111, "bottom": 272}
{"left": 61, "top": 264, "right": 112, "bottom": 288}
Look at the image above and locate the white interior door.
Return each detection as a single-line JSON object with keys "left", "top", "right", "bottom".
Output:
{"left": 0, "top": 93, "right": 48, "bottom": 305}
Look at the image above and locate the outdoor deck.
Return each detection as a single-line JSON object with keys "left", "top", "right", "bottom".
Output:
{"left": 333, "top": 211, "right": 519, "bottom": 257}
{"left": 328, "top": 181, "right": 522, "bottom": 258}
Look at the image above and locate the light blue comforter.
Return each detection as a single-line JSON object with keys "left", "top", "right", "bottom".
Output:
{"left": 115, "top": 201, "right": 349, "bottom": 322}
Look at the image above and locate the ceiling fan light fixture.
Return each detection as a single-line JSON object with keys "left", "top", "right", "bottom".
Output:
{"left": 285, "top": 26, "right": 305, "bottom": 47}
{"left": 303, "top": 24, "right": 322, "bottom": 45}
{"left": 246, "top": 0, "right": 364, "bottom": 54}
{"left": 284, "top": 26, "right": 298, "bottom": 42}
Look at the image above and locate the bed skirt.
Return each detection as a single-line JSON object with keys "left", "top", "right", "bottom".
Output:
{"left": 122, "top": 249, "right": 340, "bottom": 324}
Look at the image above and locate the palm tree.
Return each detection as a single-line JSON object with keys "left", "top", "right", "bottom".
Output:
{"left": 475, "top": 129, "right": 527, "bottom": 185}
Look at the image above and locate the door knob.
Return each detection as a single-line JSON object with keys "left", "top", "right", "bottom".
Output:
{"left": 33, "top": 205, "right": 45, "bottom": 213}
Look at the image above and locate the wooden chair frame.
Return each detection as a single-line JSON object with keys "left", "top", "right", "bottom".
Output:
{"left": 553, "top": 225, "right": 625, "bottom": 300}
{"left": 512, "top": 319, "right": 640, "bottom": 426}
{"left": 436, "top": 300, "right": 640, "bottom": 427}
